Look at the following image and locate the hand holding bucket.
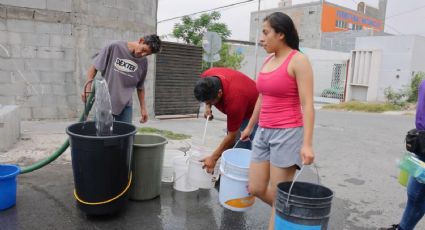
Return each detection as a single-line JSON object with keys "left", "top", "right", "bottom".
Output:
{"left": 275, "top": 164, "right": 334, "bottom": 229}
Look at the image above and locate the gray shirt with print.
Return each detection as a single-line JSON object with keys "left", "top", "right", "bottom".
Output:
{"left": 93, "top": 41, "right": 147, "bottom": 115}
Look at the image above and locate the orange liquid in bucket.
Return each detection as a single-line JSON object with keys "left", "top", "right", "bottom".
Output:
{"left": 225, "top": 195, "right": 255, "bottom": 208}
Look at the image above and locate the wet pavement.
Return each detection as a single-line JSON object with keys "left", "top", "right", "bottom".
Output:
{"left": 0, "top": 163, "right": 271, "bottom": 230}
{"left": 1, "top": 109, "right": 425, "bottom": 229}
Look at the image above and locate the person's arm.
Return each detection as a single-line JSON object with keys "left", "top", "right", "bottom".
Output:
{"left": 201, "top": 130, "right": 237, "bottom": 173}
{"left": 137, "top": 88, "right": 148, "bottom": 123}
{"left": 294, "top": 53, "right": 315, "bottom": 165}
{"left": 240, "top": 94, "right": 262, "bottom": 140}
{"left": 81, "top": 65, "right": 97, "bottom": 102}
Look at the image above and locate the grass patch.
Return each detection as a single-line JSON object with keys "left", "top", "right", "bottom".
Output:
{"left": 322, "top": 101, "right": 403, "bottom": 113}
{"left": 137, "top": 127, "right": 191, "bottom": 140}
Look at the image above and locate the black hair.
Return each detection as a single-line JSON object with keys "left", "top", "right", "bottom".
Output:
{"left": 143, "top": 34, "right": 162, "bottom": 53}
{"left": 193, "top": 77, "right": 222, "bottom": 102}
{"left": 263, "top": 12, "right": 299, "bottom": 51}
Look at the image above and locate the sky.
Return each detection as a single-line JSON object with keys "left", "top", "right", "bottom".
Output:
{"left": 157, "top": 0, "right": 425, "bottom": 41}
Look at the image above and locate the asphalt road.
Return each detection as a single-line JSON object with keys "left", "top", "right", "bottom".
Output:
{"left": 0, "top": 109, "right": 423, "bottom": 229}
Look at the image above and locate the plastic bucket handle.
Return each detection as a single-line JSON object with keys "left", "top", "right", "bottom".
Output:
{"left": 233, "top": 139, "right": 251, "bottom": 149}
{"left": 284, "top": 164, "right": 321, "bottom": 209}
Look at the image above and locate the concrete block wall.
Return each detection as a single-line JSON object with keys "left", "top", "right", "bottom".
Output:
{"left": 0, "top": 0, "right": 157, "bottom": 120}
{"left": 0, "top": 105, "right": 20, "bottom": 152}
{"left": 249, "top": 2, "right": 322, "bottom": 49}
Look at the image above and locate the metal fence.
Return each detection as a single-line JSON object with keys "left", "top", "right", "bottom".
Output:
{"left": 320, "top": 62, "right": 348, "bottom": 102}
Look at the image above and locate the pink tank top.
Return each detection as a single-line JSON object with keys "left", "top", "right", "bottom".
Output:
{"left": 257, "top": 50, "right": 303, "bottom": 128}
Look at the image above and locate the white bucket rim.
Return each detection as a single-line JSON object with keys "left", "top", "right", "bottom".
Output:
{"left": 222, "top": 148, "right": 251, "bottom": 169}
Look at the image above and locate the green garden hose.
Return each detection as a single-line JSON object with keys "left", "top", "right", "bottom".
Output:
{"left": 20, "top": 85, "right": 96, "bottom": 174}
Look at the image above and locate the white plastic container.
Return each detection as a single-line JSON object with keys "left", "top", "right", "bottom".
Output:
{"left": 187, "top": 143, "right": 219, "bottom": 189}
{"left": 173, "top": 156, "right": 198, "bottom": 192}
{"left": 219, "top": 148, "right": 255, "bottom": 212}
{"left": 162, "top": 150, "right": 184, "bottom": 183}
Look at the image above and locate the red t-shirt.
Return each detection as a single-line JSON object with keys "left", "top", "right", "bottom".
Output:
{"left": 201, "top": 68, "right": 258, "bottom": 132}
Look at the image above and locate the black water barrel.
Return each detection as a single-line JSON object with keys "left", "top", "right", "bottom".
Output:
{"left": 275, "top": 181, "right": 334, "bottom": 229}
{"left": 66, "top": 121, "right": 136, "bottom": 215}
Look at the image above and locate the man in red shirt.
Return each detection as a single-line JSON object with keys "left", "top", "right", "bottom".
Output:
{"left": 194, "top": 67, "right": 259, "bottom": 173}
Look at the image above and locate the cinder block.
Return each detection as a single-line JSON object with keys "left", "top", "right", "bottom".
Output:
{"left": 0, "top": 31, "right": 8, "bottom": 43}
{"left": 46, "top": 0, "right": 72, "bottom": 12}
{"left": 8, "top": 32, "right": 22, "bottom": 44}
{"left": 20, "top": 45, "right": 37, "bottom": 58}
{"left": 39, "top": 71, "right": 66, "bottom": 83}
{"left": 36, "top": 46, "right": 65, "bottom": 59}
{"left": 0, "top": 58, "right": 23, "bottom": 71}
{"left": 52, "top": 84, "right": 68, "bottom": 96}
{"left": 57, "top": 106, "right": 77, "bottom": 118}
{"left": 116, "top": 0, "right": 132, "bottom": 10}
{"left": 0, "top": 82, "right": 26, "bottom": 96}
{"left": 63, "top": 48, "right": 75, "bottom": 60}
{"left": 0, "top": 70, "right": 12, "bottom": 83}
{"left": 38, "top": 84, "right": 52, "bottom": 95}
{"left": 4, "top": 6, "right": 34, "bottom": 20}
{"left": 21, "top": 33, "right": 49, "bottom": 46}
{"left": 52, "top": 60, "right": 74, "bottom": 72}
{"left": 62, "top": 24, "right": 72, "bottom": 35}
{"left": 35, "top": 22, "right": 64, "bottom": 34}
{"left": 0, "top": 95, "right": 15, "bottom": 104}
{"left": 104, "top": 0, "right": 116, "bottom": 7}
{"left": 18, "top": 106, "right": 32, "bottom": 120}
{"left": 24, "top": 59, "right": 53, "bottom": 72}
{"left": 50, "top": 34, "right": 74, "bottom": 48}
{"left": 12, "top": 70, "right": 40, "bottom": 83}
{"left": 32, "top": 106, "right": 58, "bottom": 119}
{"left": 0, "top": 19, "right": 6, "bottom": 30}
{"left": 6, "top": 19, "right": 35, "bottom": 33}
{"left": 0, "top": 0, "right": 46, "bottom": 10}
{"left": 33, "top": 9, "right": 72, "bottom": 24}
{"left": 0, "top": 105, "right": 20, "bottom": 152}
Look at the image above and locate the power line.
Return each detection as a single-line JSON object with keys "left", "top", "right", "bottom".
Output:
{"left": 385, "top": 4, "right": 425, "bottom": 19}
{"left": 157, "top": 0, "right": 255, "bottom": 24}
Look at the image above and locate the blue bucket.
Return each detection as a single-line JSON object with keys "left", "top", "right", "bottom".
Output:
{"left": 0, "top": 164, "right": 20, "bottom": 210}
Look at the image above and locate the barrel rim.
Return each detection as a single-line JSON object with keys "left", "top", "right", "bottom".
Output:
{"left": 222, "top": 148, "right": 251, "bottom": 169}
{"left": 0, "top": 164, "right": 20, "bottom": 180}
{"left": 66, "top": 121, "right": 137, "bottom": 140}
{"left": 133, "top": 133, "right": 168, "bottom": 147}
{"left": 277, "top": 181, "right": 334, "bottom": 201}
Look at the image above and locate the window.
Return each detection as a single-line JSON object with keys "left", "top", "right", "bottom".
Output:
{"left": 335, "top": 20, "right": 347, "bottom": 29}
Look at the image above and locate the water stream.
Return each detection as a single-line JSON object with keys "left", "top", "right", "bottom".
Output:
{"left": 94, "top": 78, "right": 113, "bottom": 136}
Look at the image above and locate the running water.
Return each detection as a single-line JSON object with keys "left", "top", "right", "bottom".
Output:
{"left": 94, "top": 78, "right": 113, "bottom": 136}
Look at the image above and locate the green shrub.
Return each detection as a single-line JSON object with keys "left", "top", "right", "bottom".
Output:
{"left": 407, "top": 72, "right": 425, "bottom": 102}
{"left": 384, "top": 87, "right": 407, "bottom": 107}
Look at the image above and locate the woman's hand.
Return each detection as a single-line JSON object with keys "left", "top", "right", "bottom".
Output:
{"left": 300, "top": 145, "right": 314, "bottom": 165}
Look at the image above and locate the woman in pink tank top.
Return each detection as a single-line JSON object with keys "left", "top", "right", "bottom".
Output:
{"left": 240, "top": 12, "right": 315, "bottom": 229}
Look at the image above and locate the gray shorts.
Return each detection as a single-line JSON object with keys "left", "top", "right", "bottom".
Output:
{"left": 251, "top": 126, "right": 303, "bottom": 169}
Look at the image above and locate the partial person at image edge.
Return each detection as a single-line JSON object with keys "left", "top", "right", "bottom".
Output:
{"left": 381, "top": 79, "right": 425, "bottom": 230}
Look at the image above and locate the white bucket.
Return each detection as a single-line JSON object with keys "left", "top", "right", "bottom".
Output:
{"left": 162, "top": 150, "right": 184, "bottom": 183}
{"left": 173, "top": 156, "right": 198, "bottom": 192}
{"left": 187, "top": 143, "right": 219, "bottom": 189}
{"left": 219, "top": 148, "right": 255, "bottom": 212}
{"left": 188, "top": 154, "right": 220, "bottom": 189}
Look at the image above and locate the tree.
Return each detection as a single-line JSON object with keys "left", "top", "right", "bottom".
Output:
{"left": 173, "top": 11, "right": 244, "bottom": 71}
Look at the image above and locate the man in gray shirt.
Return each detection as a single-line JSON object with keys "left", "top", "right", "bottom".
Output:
{"left": 81, "top": 34, "right": 161, "bottom": 123}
